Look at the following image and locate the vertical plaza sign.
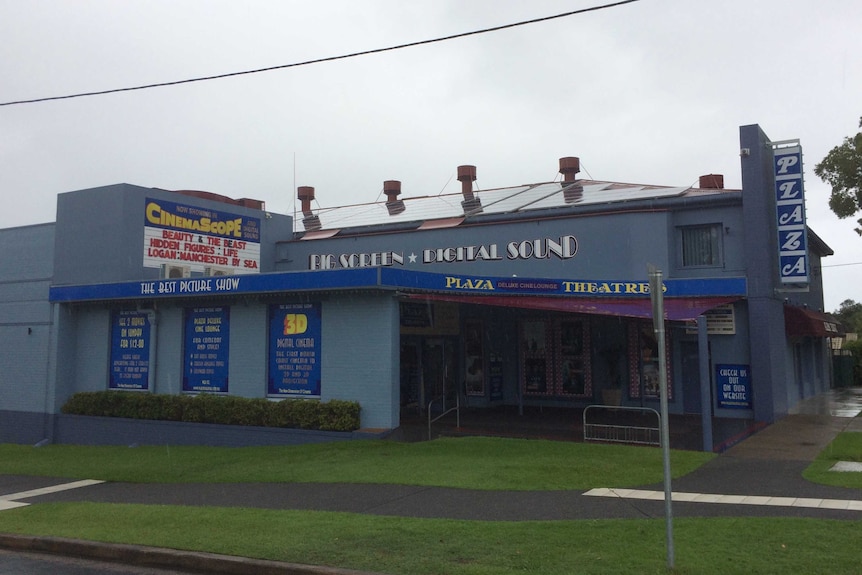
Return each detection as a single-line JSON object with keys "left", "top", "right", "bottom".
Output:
{"left": 143, "top": 198, "right": 262, "bottom": 275}
{"left": 773, "top": 143, "right": 809, "bottom": 285}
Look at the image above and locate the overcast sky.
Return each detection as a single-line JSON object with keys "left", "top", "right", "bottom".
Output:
{"left": 1, "top": 0, "right": 859, "bottom": 311}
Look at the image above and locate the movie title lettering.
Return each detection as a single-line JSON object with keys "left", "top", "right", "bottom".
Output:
{"left": 144, "top": 198, "right": 261, "bottom": 275}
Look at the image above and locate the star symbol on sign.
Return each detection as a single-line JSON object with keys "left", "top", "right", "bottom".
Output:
{"left": 408, "top": 253, "right": 417, "bottom": 263}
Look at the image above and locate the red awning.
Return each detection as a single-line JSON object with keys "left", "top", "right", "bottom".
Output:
{"left": 405, "top": 294, "right": 740, "bottom": 321}
{"left": 784, "top": 306, "right": 845, "bottom": 337}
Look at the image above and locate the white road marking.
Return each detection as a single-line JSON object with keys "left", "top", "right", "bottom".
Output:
{"left": 831, "top": 461, "right": 862, "bottom": 472}
{"left": 584, "top": 488, "right": 862, "bottom": 511}
{"left": 0, "top": 479, "right": 104, "bottom": 510}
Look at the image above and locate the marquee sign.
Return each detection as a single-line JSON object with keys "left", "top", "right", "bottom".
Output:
{"left": 143, "top": 198, "right": 262, "bottom": 275}
{"left": 773, "top": 143, "right": 809, "bottom": 284}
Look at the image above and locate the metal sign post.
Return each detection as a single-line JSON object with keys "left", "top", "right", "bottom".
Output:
{"left": 648, "top": 264, "right": 675, "bottom": 569}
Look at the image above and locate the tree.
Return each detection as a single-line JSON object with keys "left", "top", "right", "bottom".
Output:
{"left": 833, "top": 300, "right": 862, "bottom": 386}
{"left": 814, "top": 117, "right": 862, "bottom": 235}
{"left": 842, "top": 338, "right": 862, "bottom": 386}
{"left": 833, "top": 299, "right": 862, "bottom": 334}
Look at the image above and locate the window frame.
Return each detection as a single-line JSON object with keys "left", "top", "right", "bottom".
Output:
{"left": 678, "top": 223, "right": 723, "bottom": 268}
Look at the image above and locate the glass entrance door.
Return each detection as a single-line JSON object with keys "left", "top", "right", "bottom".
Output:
{"left": 400, "top": 337, "right": 457, "bottom": 415}
{"left": 422, "top": 338, "right": 457, "bottom": 413}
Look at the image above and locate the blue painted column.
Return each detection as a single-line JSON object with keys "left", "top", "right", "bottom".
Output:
{"left": 739, "top": 124, "right": 790, "bottom": 423}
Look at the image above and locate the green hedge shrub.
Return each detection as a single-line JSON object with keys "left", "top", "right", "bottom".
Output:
{"left": 843, "top": 339, "right": 862, "bottom": 386}
{"left": 61, "top": 392, "right": 361, "bottom": 432}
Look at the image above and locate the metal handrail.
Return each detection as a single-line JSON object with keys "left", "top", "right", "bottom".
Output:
{"left": 427, "top": 392, "right": 460, "bottom": 440}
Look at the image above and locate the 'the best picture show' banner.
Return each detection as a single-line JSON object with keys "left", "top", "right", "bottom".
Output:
{"left": 268, "top": 303, "right": 322, "bottom": 397}
{"left": 109, "top": 310, "right": 151, "bottom": 390}
{"left": 184, "top": 307, "right": 230, "bottom": 393}
{"left": 51, "top": 267, "right": 747, "bottom": 304}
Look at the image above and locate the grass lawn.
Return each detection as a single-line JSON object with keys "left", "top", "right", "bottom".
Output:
{"left": 0, "top": 437, "right": 714, "bottom": 490}
{"left": 803, "top": 431, "right": 862, "bottom": 488}
{"left": 0, "top": 436, "right": 859, "bottom": 574}
{"left": 0, "top": 504, "right": 858, "bottom": 575}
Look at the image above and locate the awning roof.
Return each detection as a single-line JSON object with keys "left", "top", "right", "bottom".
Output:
{"left": 405, "top": 294, "right": 741, "bottom": 321}
{"left": 784, "top": 306, "right": 845, "bottom": 337}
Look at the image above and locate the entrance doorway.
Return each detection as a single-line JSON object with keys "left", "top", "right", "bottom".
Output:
{"left": 400, "top": 337, "right": 458, "bottom": 415}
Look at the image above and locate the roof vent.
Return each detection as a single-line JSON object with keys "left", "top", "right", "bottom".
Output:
{"left": 383, "top": 180, "right": 406, "bottom": 215}
{"left": 559, "top": 157, "right": 580, "bottom": 183}
{"left": 457, "top": 165, "right": 482, "bottom": 214}
{"left": 698, "top": 174, "right": 724, "bottom": 189}
{"left": 297, "top": 186, "right": 315, "bottom": 215}
{"left": 563, "top": 183, "right": 584, "bottom": 204}
{"left": 559, "top": 157, "right": 583, "bottom": 203}
{"left": 297, "top": 186, "right": 321, "bottom": 231}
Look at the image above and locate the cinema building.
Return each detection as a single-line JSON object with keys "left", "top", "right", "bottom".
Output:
{"left": 0, "top": 124, "right": 844, "bottom": 450}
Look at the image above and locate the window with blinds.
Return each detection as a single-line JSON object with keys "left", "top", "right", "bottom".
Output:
{"left": 680, "top": 224, "right": 722, "bottom": 267}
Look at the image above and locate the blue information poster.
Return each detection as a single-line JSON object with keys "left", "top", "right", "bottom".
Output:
{"left": 716, "top": 364, "right": 752, "bottom": 409}
{"left": 183, "top": 307, "right": 230, "bottom": 393}
{"left": 268, "top": 303, "right": 322, "bottom": 397}
{"left": 109, "top": 311, "right": 151, "bottom": 390}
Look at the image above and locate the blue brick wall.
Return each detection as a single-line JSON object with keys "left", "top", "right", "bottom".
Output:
{"left": 154, "top": 306, "right": 185, "bottom": 395}
{"left": 0, "top": 325, "right": 51, "bottom": 412}
{"left": 0, "top": 411, "right": 52, "bottom": 444}
{"left": 56, "top": 295, "right": 399, "bottom": 430}
{"left": 0, "top": 224, "right": 54, "bottom": 281}
{"left": 226, "top": 304, "right": 267, "bottom": 397}
{"left": 0, "top": 224, "right": 54, "bottom": 416}
{"left": 322, "top": 294, "right": 399, "bottom": 429}
{"left": 74, "top": 308, "right": 110, "bottom": 391}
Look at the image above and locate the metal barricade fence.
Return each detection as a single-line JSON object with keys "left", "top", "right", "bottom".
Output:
{"left": 583, "top": 405, "right": 661, "bottom": 446}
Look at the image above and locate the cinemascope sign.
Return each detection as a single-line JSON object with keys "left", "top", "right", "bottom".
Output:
{"left": 773, "top": 143, "right": 809, "bottom": 285}
{"left": 143, "top": 198, "right": 261, "bottom": 275}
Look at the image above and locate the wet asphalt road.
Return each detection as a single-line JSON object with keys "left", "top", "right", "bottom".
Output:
{"left": 0, "top": 548, "right": 194, "bottom": 575}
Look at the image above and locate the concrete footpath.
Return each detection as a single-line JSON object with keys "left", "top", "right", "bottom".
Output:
{"left": 0, "top": 389, "right": 861, "bottom": 574}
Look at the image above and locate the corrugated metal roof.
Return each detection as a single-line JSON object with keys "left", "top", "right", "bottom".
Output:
{"left": 295, "top": 179, "right": 729, "bottom": 234}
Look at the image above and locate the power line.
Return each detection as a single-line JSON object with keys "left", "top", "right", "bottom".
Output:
{"left": 0, "top": 0, "right": 640, "bottom": 107}
{"left": 822, "top": 261, "right": 862, "bottom": 268}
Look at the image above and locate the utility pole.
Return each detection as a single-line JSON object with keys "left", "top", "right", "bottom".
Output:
{"left": 648, "top": 264, "right": 675, "bottom": 570}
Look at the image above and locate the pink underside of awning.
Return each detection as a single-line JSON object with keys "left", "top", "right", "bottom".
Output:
{"left": 405, "top": 294, "right": 741, "bottom": 321}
